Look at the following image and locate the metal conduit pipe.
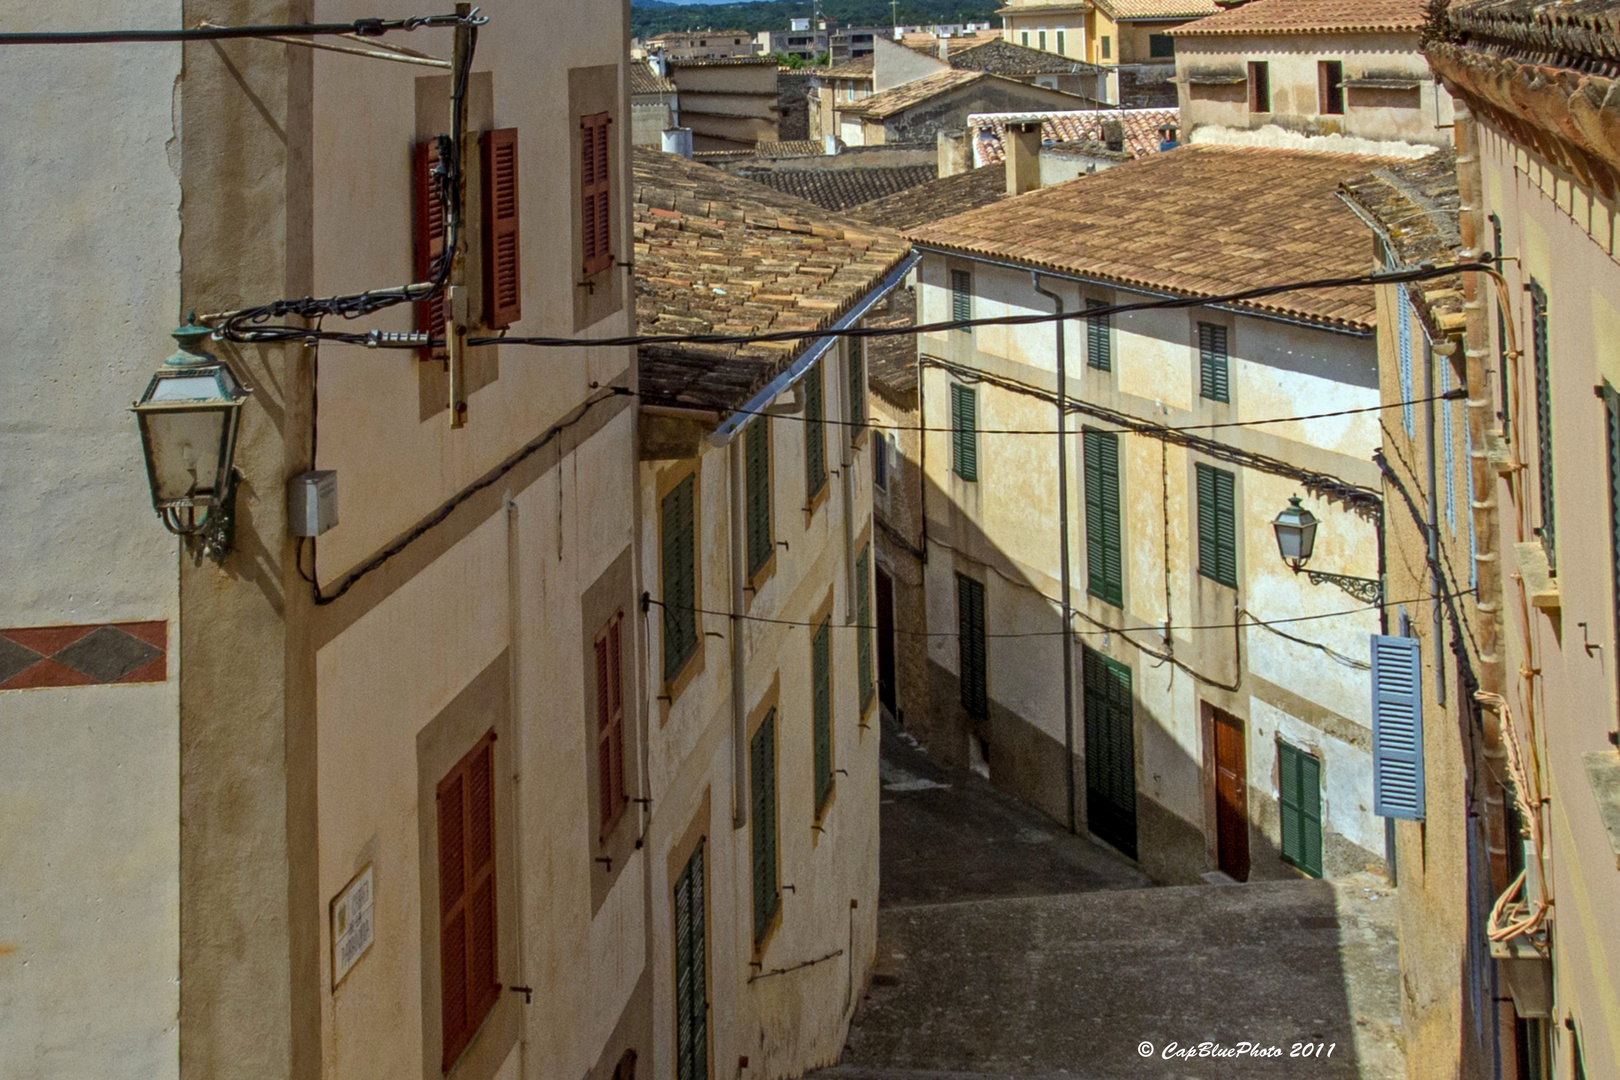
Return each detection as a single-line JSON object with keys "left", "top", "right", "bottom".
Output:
{"left": 730, "top": 437, "right": 749, "bottom": 830}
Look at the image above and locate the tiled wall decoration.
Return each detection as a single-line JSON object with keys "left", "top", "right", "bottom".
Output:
{"left": 0, "top": 622, "right": 168, "bottom": 690}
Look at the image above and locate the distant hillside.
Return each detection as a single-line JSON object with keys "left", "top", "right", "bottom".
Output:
{"left": 632, "top": 0, "right": 1001, "bottom": 37}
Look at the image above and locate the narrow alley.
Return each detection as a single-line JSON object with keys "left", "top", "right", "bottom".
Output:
{"left": 821, "top": 721, "right": 1405, "bottom": 1080}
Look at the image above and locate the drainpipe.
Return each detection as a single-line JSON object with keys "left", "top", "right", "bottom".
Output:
{"left": 1424, "top": 339, "right": 1447, "bottom": 708}
{"left": 729, "top": 437, "right": 749, "bottom": 830}
{"left": 1453, "top": 101, "right": 1514, "bottom": 1063}
{"left": 841, "top": 341, "right": 858, "bottom": 623}
{"left": 1031, "top": 272, "right": 1077, "bottom": 835}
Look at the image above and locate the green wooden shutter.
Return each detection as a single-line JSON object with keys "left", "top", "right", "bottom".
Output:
{"left": 951, "top": 384, "right": 978, "bottom": 482}
{"left": 746, "top": 419, "right": 772, "bottom": 577}
{"left": 1199, "top": 322, "right": 1230, "bottom": 403}
{"left": 1278, "top": 741, "right": 1323, "bottom": 877}
{"left": 674, "top": 840, "right": 707, "bottom": 1080}
{"left": 1081, "top": 647, "right": 1137, "bottom": 859}
{"left": 805, "top": 364, "right": 827, "bottom": 500}
{"left": 813, "top": 619, "right": 833, "bottom": 812}
{"left": 1530, "top": 281, "right": 1555, "bottom": 573}
{"left": 662, "top": 475, "right": 698, "bottom": 680}
{"left": 1086, "top": 299, "right": 1111, "bottom": 371}
{"left": 1196, "top": 463, "right": 1237, "bottom": 588}
{"left": 848, "top": 339, "right": 867, "bottom": 433}
{"left": 857, "top": 545, "right": 874, "bottom": 709}
{"left": 957, "top": 574, "right": 987, "bottom": 717}
{"left": 951, "top": 268, "right": 972, "bottom": 329}
{"left": 750, "top": 711, "right": 778, "bottom": 944}
{"left": 1083, "top": 428, "right": 1123, "bottom": 607}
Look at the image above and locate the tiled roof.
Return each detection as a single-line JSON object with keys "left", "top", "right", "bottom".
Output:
{"left": 633, "top": 149, "right": 911, "bottom": 413}
{"left": 901, "top": 30, "right": 1002, "bottom": 55}
{"left": 849, "top": 165, "right": 1012, "bottom": 230}
{"left": 1449, "top": 0, "right": 1620, "bottom": 65}
{"left": 1173, "top": 0, "right": 1428, "bottom": 36}
{"left": 669, "top": 56, "right": 777, "bottom": 68}
{"left": 821, "top": 55, "right": 875, "bottom": 79}
{"left": 866, "top": 286, "right": 920, "bottom": 407}
{"left": 631, "top": 64, "right": 677, "bottom": 96}
{"left": 906, "top": 145, "right": 1395, "bottom": 332}
{"left": 752, "top": 140, "right": 827, "bottom": 158}
{"left": 971, "top": 107, "right": 1179, "bottom": 163}
{"left": 948, "top": 38, "right": 1107, "bottom": 75}
{"left": 1339, "top": 150, "right": 1464, "bottom": 337}
{"left": 734, "top": 166, "right": 940, "bottom": 211}
{"left": 1096, "top": 0, "right": 1219, "bottom": 19}
{"left": 844, "top": 69, "right": 989, "bottom": 118}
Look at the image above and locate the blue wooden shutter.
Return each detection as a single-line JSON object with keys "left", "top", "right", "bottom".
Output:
{"left": 1399, "top": 285, "right": 1415, "bottom": 435}
{"left": 957, "top": 574, "right": 987, "bottom": 717}
{"left": 1530, "top": 281, "right": 1555, "bottom": 573}
{"left": 1442, "top": 360, "right": 1457, "bottom": 533}
{"left": 746, "top": 419, "right": 772, "bottom": 577}
{"left": 805, "top": 364, "right": 827, "bottom": 500}
{"left": 1083, "top": 428, "right": 1123, "bottom": 607}
{"left": 661, "top": 475, "right": 697, "bottom": 681}
{"left": 1086, "top": 299, "right": 1111, "bottom": 371}
{"left": 857, "top": 545, "right": 874, "bottom": 709}
{"left": 750, "top": 711, "right": 778, "bottom": 943}
{"left": 951, "top": 384, "right": 978, "bottom": 482}
{"left": 813, "top": 619, "right": 833, "bottom": 812}
{"left": 951, "top": 268, "right": 972, "bottom": 329}
{"left": 1198, "top": 323, "right": 1229, "bottom": 403}
{"left": 1371, "top": 634, "right": 1425, "bottom": 820}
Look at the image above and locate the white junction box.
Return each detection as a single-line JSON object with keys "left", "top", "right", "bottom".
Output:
{"left": 288, "top": 470, "right": 339, "bottom": 537}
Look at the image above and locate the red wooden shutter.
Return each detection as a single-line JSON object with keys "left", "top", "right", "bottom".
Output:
{"left": 438, "top": 731, "right": 499, "bottom": 1072}
{"left": 580, "top": 113, "right": 613, "bottom": 277}
{"left": 480, "top": 128, "right": 522, "bottom": 328}
{"left": 595, "top": 613, "right": 627, "bottom": 837}
{"left": 413, "top": 138, "right": 448, "bottom": 361}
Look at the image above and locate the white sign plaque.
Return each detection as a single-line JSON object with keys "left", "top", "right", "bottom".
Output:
{"left": 331, "top": 864, "right": 375, "bottom": 988}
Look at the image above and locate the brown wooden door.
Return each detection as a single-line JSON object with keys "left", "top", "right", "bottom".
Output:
{"left": 875, "top": 567, "right": 896, "bottom": 716}
{"left": 1212, "top": 707, "right": 1249, "bottom": 881}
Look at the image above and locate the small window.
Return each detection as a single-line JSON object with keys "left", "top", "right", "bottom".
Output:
{"left": 1318, "top": 60, "right": 1344, "bottom": 115}
{"left": 750, "top": 711, "right": 779, "bottom": 945}
{"left": 1248, "top": 61, "right": 1271, "bottom": 112}
{"left": 1149, "top": 34, "right": 1174, "bottom": 59}
{"left": 1198, "top": 322, "right": 1230, "bottom": 403}
{"left": 805, "top": 364, "right": 828, "bottom": 503}
{"left": 1277, "top": 740, "right": 1323, "bottom": 877}
{"left": 1195, "top": 463, "right": 1238, "bottom": 588}
{"left": 1083, "top": 428, "right": 1123, "bottom": 607}
{"left": 1021, "top": 30, "right": 1029, "bottom": 47}
{"left": 1086, "top": 298, "right": 1111, "bottom": 371}
{"left": 957, "top": 574, "right": 988, "bottom": 717}
{"left": 437, "top": 732, "right": 500, "bottom": 1071}
{"left": 746, "top": 418, "right": 773, "bottom": 578}
{"left": 580, "top": 112, "right": 614, "bottom": 277}
{"left": 1530, "top": 280, "right": 1555, "bottom": 572}
{"left": 951, "top": 383, "right": 979, "bottom": 482}
{"left": 1038, "top": 30, "right": 1047, "bottom": 51}
{"left": 873, "top": 433, "right": 887, "bottom": 490}
{"left": 594, "top": 612, "right": 628, "bottom": 838}
{"left": 1101, "top": 35, "right": 1111, "bottom": 60}
{"left": 661, "top": 475, "right": 698, "bottom": 682}
{"left": 950, "top": 268, "right": 972, "bottom": 329}
{"left": 1056, "top": 30, "right": 1065, "bottom": 55}
{"left": 812, "top": 617, "right": 834, "bottom": 814}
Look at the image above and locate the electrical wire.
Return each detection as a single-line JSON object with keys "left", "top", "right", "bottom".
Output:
{"left": 0, "top": 13, "right": 475, "bottom": 45}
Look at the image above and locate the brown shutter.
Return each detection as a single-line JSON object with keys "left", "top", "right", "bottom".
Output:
{"left": 413, "top": 138, "right": 448, "bottom": 361}
{"left": 580, "top": 112, "right": 613, "bottom": 277}
{"left": 480, "top": 128, "right": 522, "bottom": 328}
{"left": 595, "top": 615, "right": 628, "bottom": 837}
{"left": 608, "top": 617, "right": 625, "bottom": 814}
{"left": 438, "top": 731, "right": 499, "bottom": 1072}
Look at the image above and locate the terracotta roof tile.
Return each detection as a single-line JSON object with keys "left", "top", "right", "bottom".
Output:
{"left": 735, "top": 166, "right": 940, "bottom": 211}
{"left": 1449, "top": 0, "right": 1620, "bottom": 65}
{"left": 948, "top": 38, "right": 1107, "bottom": 74}
{"left": 849, "top": 164, "right": 1012, "bottom": 229}
{"left": 631, "top": 64, "right": 677, "bottom": 96}
{"left": 844, "top": 69, "right": 990, "bottom": 118}
{"left": 906, "top": 145, "right": 1397, "bottom": 332}
{"left": 1173, "top": 0, "right": 1428, "bottom": 36}
{"left": 971, "top": 107, "right": 1179, "bottom": 163}
{"left": 633, "top": 149, "right": 911, "bottom": 413}
{"left": 821, "top": 55, "right": 875, "bottom": 78}
{"left": 865, "top": 286, "right": 920, "bottom": 405}
{"left": 1339, "top": 150, "right": 1464, "bottom": 336}
{"left": 1097, "top": 0, "right": 1220, "bottom": 19}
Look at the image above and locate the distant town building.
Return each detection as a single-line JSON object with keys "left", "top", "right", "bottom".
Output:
{"left": 632, "top": 60, "right": 680, "bottom": 147}
{"left": 999, "top": 0, "right": 1220, "bottom": 105}
{"left": 644, "top": 29, "right": 757, "bottom": 61}
{"left": 833, "top": 68, "right": 1098, "bottom": 147}
{"left": 667, "top": 57, "right": 781, "bottom": 152}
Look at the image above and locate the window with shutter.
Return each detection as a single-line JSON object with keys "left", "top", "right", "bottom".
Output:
{"left": 805, "top": 364, "right": 827, "bottom": 503}
{"left": 1318, "top": 60, "right": 1344, "bottom": 115}
{"left": 673, "top": 840, "right": 708, "bottom": 1080}
{"left": 1530, "top": 280, "right": 1555, "bottom": 573}
{"left": 857, "top": 545, "right": 874, "bottom": 711}
{"left": 1195, "top": 463, "right": 1238, "bottom": 588}
{"left": 813, "top": 618, "right": 833, "bottom": 814}
{"left": 750, "top": 711, "right": 779, "bottom": 946}
{"left": 951, "top": 384, "right": 979, "bottom": 482}
{"left": 1198, "top": 322, "right": 1229, "bottom": 403}
{"left": 1398, "top": 287, "right": 1415, "bottom": 435}
{"left": 1248, "top": 61, "right": 1270, "bottom": 111}
{"left": 1086, "top": 299, "right": 1111, "bottom": 371}
{"left": 413, "top": 138, "right": 449, "bottom": 362}
{"left": 437, "top": 732, "right": 500, "bottom": 1071}
{"left": 480, "top": 128, "right": 522, "bottom": 328}
{"left": 957, "top": 574, "right": 988, "bottom": 717}
{"left": 873, "top": 433, "right": 887, "bottom": 491}
{"left": 1277, "top": 740, "right": 1323, "bottom": 877}
{"left": 580, "top": 112, "right": 614, "bottom": 278}
{"left": 848, "top": 338, "right": 867, "bottom": 437}
{"left": 662, "top": 475, "right": 698, "bottom": 682}
{"left": 1371, "top": 633, "right": 1425, "bottom": 821}
{"left": 746, "top": 419, "right": 773, "bottom": 578}
{"left": 950, "top": 268, "right": 972, "bottom": 330}
{"left": 1083, "top": 428, "right": 1123, "bottom": 607}
{"left": 1082, "top": 647, "right": 1137, "bottom": 859}
{"left": 594, "top": 613, "right": 627, "bottom": 839}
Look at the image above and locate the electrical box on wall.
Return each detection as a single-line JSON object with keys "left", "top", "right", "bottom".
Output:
{"left": 288, "top": 471, "right": 339, "bottom": 537}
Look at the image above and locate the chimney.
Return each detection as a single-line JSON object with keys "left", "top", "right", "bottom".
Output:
{"left": 1101, "top": 119, "right": 1125, "bottom": 153}
{"left": 938, "top": 129, "right": 970, "bottom": 177}
{"left": 937, "top": 36, "right": 950, "bottom": 61}
{"left": 824, "top": 133, "right": 842, "bottom": 156}
{"left": 1004, "top": 121, "right": 1042, "bottom": 196}
{"left": 662, "top": 127, "right": 694, "bottom": 158}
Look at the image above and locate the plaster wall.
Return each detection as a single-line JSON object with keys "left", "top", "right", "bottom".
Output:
{"left": 1478, "top": 121, "right": 1620, "bottom": 1079}
{"left": 913, "top": 253, "right": 1383, "bottom": 882}
{"left": 1174, "top": 32, "right": 1452, "bottom": 148}
{"left": 1001, "top": 10, "right": 1089, "bottom": 61}
{"left": 873, "top": 37, "right": 946, "bottom": 94}
{"left": 0, "top": 3, "right": 183, "bottom": 1076}
{"left": 633, "top": 100, "right": 677, "bottom": 147}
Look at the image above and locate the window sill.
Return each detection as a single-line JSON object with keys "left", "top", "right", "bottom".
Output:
{"left": 1512, "top": 541, "right": 1560, "bottom": 612}
{"left": 1583, "top": 749, "right": 1620, "bottom": 870}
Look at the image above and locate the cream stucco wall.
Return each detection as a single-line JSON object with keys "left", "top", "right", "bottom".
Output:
{"left": 914, "top": 253, "right": 1384, "bottom": 883}
{"left": 0, "top": 4, "right": 183, "bottom": 1076}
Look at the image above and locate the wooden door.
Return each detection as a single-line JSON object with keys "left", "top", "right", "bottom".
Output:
{"left": 1212, "top": 707, "right": 1249, "bottom": 881}
{"left": 1082, "top": 648, "right": 1137, "bottom": 859}
{"left": 875, "top": 567, "right": 896, "bottom": 716}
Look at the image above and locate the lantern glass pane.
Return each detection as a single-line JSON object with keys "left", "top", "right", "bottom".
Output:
{"left": 143, "top": 409, "right": 228, "bottom": 503}
{"left": 150, "top": 374, "right": 229, "bottom": 403}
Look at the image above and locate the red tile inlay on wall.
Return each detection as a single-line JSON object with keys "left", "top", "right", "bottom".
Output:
{"left": 0, "top": 621, "right": 168, "bottom": 691}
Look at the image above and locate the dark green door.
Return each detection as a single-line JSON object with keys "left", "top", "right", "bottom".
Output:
{"left": 1083, "top": 647, "right": 1137, "bottom": 859}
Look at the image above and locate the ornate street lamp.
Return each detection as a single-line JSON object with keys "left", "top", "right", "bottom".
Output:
{"left": 132, "top": 318, "right": 251, "bottom": 558}
{"left": 1271, "top": 496, "right": 1383, "bottom": 605}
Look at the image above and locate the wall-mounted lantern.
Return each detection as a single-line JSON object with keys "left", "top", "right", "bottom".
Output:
{"left": 1272, "top": 496, "right": 1383, "bottom": 605}
{"left": 132, "top": 318, "right": 251, "bottom": 558}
